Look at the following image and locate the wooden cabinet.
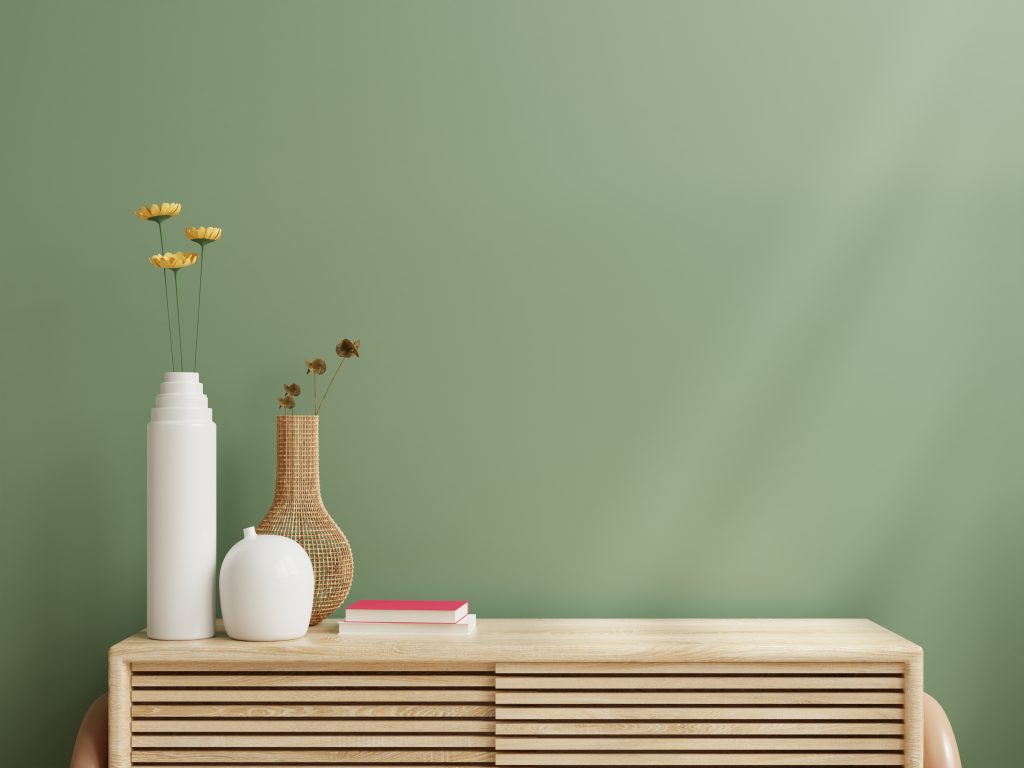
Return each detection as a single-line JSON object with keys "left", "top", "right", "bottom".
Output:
{"left": 110, "top": 619, "right": 922, "bottom": 767}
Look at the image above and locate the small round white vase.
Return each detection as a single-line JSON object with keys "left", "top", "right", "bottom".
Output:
{"left": 219, "top": 527, "right": 314, "bottom": 641}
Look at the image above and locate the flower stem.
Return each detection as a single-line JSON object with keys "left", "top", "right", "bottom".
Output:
{"left": 317, "top": 359, "right": 345, "bottom": 415}
{"left": 173, "top": 269, "right": 184, "bottom": 371}
{"left": 156, "top": 221, "right": 176, "bottom": 370}
{"left": 313, "top": 372, "right": 317, "bottom": 414}
{"left": 163, "top": 270, "right": 175, "bottom": 371}
{"left": 194, "top": 243, "right": 205, "bottom": 372}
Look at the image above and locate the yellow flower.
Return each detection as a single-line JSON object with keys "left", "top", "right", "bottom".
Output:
{"left": 185, "top": 226, "right": 222, "bottom": 244}
{"left": 135, "top": 202, "right": 182, "bottom": 222}
{"left": 150, "top": 251, "right": 198, "bottom": 269}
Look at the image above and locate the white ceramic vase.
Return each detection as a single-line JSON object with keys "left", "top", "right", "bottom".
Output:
{"left": 147, "top": 372, "right": 217, "bottom": 640}
{"left": 220, "top": 527, "right": 314, "bottom": 641}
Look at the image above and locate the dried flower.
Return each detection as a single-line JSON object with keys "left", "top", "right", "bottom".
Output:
{"left": 277, "top": 394, "right": 296, "bottom": 409}
{"left": 150, "top": 251, "right": 198, "bottom": 269}
{"left": 284, "top": 383, "right": 301, "bottom": 396}
{"left": 336, "top": 338, "right": 361, "bottom": 358}
{"left": 306, "top": 358, "right": 327, "bottom": 375}
{"left": 134, "top": 202, "right": 182, "bottom": 222}
{"left": 185, "top": 226, "right": 222, "bottom": 244}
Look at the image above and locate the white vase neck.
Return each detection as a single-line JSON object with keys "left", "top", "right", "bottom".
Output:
{"left": 150, "top": 371, "right": 213, "bottom": 423}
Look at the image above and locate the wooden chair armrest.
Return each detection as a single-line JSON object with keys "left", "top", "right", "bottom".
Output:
{"left": 924, "top": 692, "right": 962, "bottom": 768}
{"left": 69, "top": 693, "right": 107, "bottom": 768}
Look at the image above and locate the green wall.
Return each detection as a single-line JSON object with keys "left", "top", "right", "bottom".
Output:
{"left": 1, "top": 0, "right": 1021, "bottom": 763}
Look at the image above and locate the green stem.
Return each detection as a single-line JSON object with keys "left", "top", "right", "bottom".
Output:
{"left": 317, "top": 359, "right": 345, "bottom": 415}
{"left": 313, "top": 372, "right": 317, "bottom": 414}
{"left": 173, "top": 269, "right": 184, "bottom": 371}
{"left": 157, "top": 220, "right": 174, "bottom": 370}
{"left": 194, "top": 243, "right": 205, "bottom": 371}
{"left": 163, "top": 270, "right": 175, "bottom": 371}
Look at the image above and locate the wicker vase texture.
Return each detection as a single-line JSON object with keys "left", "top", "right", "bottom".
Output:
{"left": 257, "top": 415, "right": 354, "bottom": 625}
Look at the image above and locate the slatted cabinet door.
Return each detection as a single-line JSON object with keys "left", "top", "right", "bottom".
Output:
{"left": 109, "top": 620, "right": 923, "bottom": 768}
{"left": 129, "top": 667, "right": 497, "bottom": 765}
{"left": 495, "top": 663, "right": 907, "bottom": 767}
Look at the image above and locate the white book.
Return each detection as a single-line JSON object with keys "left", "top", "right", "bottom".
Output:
{"left": 338, "top": 614, "right": 477, "bottom": 636}
{"left": 345, "top": 600, "right": 469, "bottom": 624}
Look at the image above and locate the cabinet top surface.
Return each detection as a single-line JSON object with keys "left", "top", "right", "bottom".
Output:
{"left": 110, "top": 618, "right": 920, "bottom": 664}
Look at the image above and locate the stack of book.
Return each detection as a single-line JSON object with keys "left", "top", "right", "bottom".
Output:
{"left": 337, "top": 600, "right": 476, "bottom": 636}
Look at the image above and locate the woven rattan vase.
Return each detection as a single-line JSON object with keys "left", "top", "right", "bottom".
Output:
{"left": 256, "top": 415, "right": 354, "bottom": 625}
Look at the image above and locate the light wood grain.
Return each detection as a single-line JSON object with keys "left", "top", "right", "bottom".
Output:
{"left": 495, "top": 705, "right": 904, "bottom": 720}
{"left": 496, "top": 736, "right": 902, "bottom": 751}
{"left": 496, "top": 662, "right": 905, "bottom": 674}
{"left": 496, "top": 721, "right": 903, "bottom": 736}
{"left": 111, "top": 619, "right": 923, "bottom": 665}
{"left": 133, "top": 718, "right": 497, "bottom": 733}
{"left": 497, "top": 675, "right": 901, "bottom": 690}
{"left": 108, "top": 654, "right": 130, "bottom": 768}
{"left": 133, "top": 688, "right": 495, "bottom": 703}
{"left": 133, "top": 661, "right": 493, "bottom": 672}
{"left": 495, "top": 755, "right": 903, "bottom": 766}
{"left": 133, "top": 673, "right": 494, "bottom": 687}
{"left": 131, "top": 748, "right": 495, "bottom": 763}
{"left": 496, "top": 690, "right": 903, "bottom": 705}
{"left": 133, "top": 734, "right": 496, "bottom": 748}
{"left": 111, "top": 619, "right": 922, "bottom": 767}
{"left": 132, "top": 703, "right": 495, "bottom": 718}
{"left": 904, "top": 656, "right": 923, "bottom": 768}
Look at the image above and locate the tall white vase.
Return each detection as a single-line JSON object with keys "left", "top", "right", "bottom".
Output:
{"left": 147, "top": 371, "right": 217, "bottom": 640}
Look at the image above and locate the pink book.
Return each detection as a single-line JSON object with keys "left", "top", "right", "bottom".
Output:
{"left": 345, "top": 600, "right": 469, "bottom": 624}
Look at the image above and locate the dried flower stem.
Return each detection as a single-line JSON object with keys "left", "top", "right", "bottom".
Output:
{"left": 312, "top": 372, "right": 317, "bottom": 415}
{"left": 316, "top": 359, "right": 345, "bottom": 415}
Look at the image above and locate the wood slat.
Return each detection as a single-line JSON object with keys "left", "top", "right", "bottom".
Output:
{"left": 496, "top": 721, "right": 903, "bottom": 736}
{"left": 132, "top": 703, "right": 495, "bottom": 718}
{"left": 495, "top": 753, "right": 903, "bottom": 766}
{"left": 133, "top": 718, "right": 496, "bottom": 733}
{"left": 496, "top": 691, "right": 903, "bottom": 705}
{"left": 496, "top": 706, "right": 903, "bottom": 721}
{"left": 132, "top": 748, "right": 495, "bottom": 763}
{"left": 497, "top": 676, "right": 900, "bottom": 690}
{"left": 132, "top": 661, "right": 493, "bottom": 672}
{"left": 133, "top": 688, "right": 495, "bottom": 703}
{"left": 495, "top": 662, "right": 905, "bottom": 675}
{"left": 134, "top": 734, "right": 495, "bottom": 748}
{"left": 496, "top": 736, "right": 902, "bottom": 751}
{"left": 134, "top": 673, "right": 494, "bottom": 688}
